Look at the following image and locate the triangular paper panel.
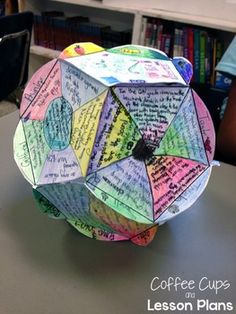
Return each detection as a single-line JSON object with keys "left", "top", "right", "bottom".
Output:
{"left": 21, "top": 60, "right": 62, "bottom": 121}
{"left": 33, "top": 189, "right": 66, "bottom": 219}
{"left": 20, "top": 59, "right": 58, "bottom": 118}
{"left": 155, "top": 89, "right": 209, "bottom": 165}
{"left": 87, "top": 90, "right": 142, "bottom": 174}
{"left": 146, "top": 156, "right": 207, "bottom": 221}
{"left": 37, "top": 182, "right": 90, "bottom": 221}
{"left": 90, "top": 192, "right": 157, "bottom": 245}
{"left": 37, "top": 146, "right": 82, "bottom": 185}
{"left": 86, "top": 156, "right": 153, "bottom": 223}
{"left": 70, "top": 90, "right": 108, "bottom": 176}
{"left": 192, "top": 90, "right": 215, "bottom": 162}
{"left": 60, "top": 60, "right": 108, "bottom": 111}
{"left": 22, "top": 119, "right": 51, "bottom": 185}
{"left": 156, "top": 166, "right": 212, "bottom": 224}
{"left": 38, "top": 182, "right": 129, "bottom": 242}
{"left": 43, "top": 97, "right": 73, "bottom": 151}
{"left": 114, "top": 85, "right": 189, "bottom": 147}
{"left": 13, "top": 120, "right": 34, "bottom": 184}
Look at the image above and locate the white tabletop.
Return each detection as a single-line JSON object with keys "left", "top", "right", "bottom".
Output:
{"left": 0, "top": 111, "right": 236, "bottom": 314}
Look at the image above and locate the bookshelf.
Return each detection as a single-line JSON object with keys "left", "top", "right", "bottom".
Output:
{"left": 22, "top": 1, "right": 235, "bottom": 89}
{"left": 19, "top": 0, "right": 236, "bottom": 160}
{"left": 21, "top": 0, "right": 236, "bottom": 56}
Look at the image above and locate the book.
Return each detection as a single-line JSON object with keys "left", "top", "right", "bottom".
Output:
{"left": 205, "top": 34, "right": 213, "bottom": 84}
{"left": 187, "top": 27, "right": 194, "bottom": 80}
{"left": 159, "top": 33, "right": 171, "bottom": 56}
{"left": 33, "top": 15, "right": 42, "bottom": 46}
{"left": 102, "top": 28, "right": 131, "bottom": 48}
{"left": 183, "top": 26, "right": 189, "bottom": 59}
{"left": 211, "top": 38, "right": 223, "bottom": 86}
{"left": 215, "top": 72, "right": 232, "bottom": 90}
{"left": 139, "top": 17, "right": 147, "bottom": 46}
{"left": 155, "top": 23, "right": 163, "bottom": 50}
{"left": 78, "top": 22, "right": 111, "bottom": 46}
{"left": 199, "top": 30, "right": 207, "bottom": 84}
{"left": 163, "top": 33, "right": 171, "bottom": 56}
{"left": 67, "top": 16, "right": 89, "bottom": 43}
{"left": 51, "top": 16, "right": 71, "bottom": 50}
{"left": 173, "top": 28, "right": 183, "bottom": 57}
{"left": 41, "top": 11, "right": 64, "bottom": 48}
{"left": 210, "top": 38, "right": 217, "bottom": 85}
{"left": 193, "top": 28, "right": 200, "bottom": 83}
{"left": 150, "top": 22, "right": 158, "bottom": 48}
{"left": 144, "top": 18, "right": 153, "bottom": 46}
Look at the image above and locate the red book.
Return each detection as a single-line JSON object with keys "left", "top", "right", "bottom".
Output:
{"left": 188, "top": 27, "right": 194, "bottom": 80}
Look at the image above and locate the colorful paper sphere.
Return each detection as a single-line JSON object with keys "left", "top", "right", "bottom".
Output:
{"left": 13, "top": 43, "right": 215, "bottom": 246}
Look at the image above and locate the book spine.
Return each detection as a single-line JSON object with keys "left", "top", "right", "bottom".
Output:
{"left": 199, "top": 30, "right": 207, "bottom": 84}
{"left": 179, "top": 28, "right": 184, "bottom": 56}
{"left": 193, "top": 28, "right": 200, "bottom": 83}
{"left": 155, "top": 23, "right": 163, "bottom": 50}
{"left": 173, "top": 28, "right": 178, "bottom": 56}
{"left": 183, "top": 26, "right": 189, "bottom": 59}
{"left": 139, "top": 17, "right": 147, "bottom": 45}
{"left": 33, "top": 15, "right": 40, "bottom": 45}
{"left": 205, "top": 34, "right": 213, "bottom": 84}
{"left": 210, "top": 38, "right": 217, "bottom": 86}
{"left": 173, "top": 28, "right": 183, "bottom": 57}
{"left": 215, "top": 72, "right": 232, "bottom": 90}
{"left": 187, "top": 27, "right": 194, "bottom": 80}
{"left": 150, "top": 22, "right": 158, "bottom": 48}
{"left": 144, "top": 18, "right": 153, "bottom": 46}
{"left": 164, "top": 34, "right": 171, "bottom": 56}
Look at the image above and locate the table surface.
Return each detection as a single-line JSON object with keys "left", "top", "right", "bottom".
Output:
{"left": 0, "top": 111, "right": 236, "bottom": 314}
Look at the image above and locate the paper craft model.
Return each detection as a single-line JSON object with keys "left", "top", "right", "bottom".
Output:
{"left": 13, "top": 42, "right": 215, "bottom": 246}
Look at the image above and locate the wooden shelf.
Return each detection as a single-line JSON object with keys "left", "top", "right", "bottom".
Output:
{"left": 30, "top": 45, "right": 61, "bottom": 59}
{"left": 27, "top": 0, "right": 236, "bottom": 68}
{"left": 50, "top": 0, "right": 236, "bottom": 32}
{"left": 51, "top": 0, "right": 138, "bottom": 14}
{"left": 141, "top": 8, "right": 236, "bottom": 33}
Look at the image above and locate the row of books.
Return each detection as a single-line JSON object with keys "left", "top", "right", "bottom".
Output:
{"left": 140, "top": 17, "right": 230, "bottom": 88}
{"left": 34, "top": 11, "right": 131, "bottom": 51}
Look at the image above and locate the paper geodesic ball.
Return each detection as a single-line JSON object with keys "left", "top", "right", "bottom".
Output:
{"left": 13, "top": 43, "right": 215, "bottom": 246}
